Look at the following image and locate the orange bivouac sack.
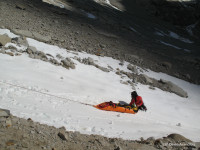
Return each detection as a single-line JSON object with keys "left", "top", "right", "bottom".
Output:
{"left": 94, "top": 101, "right": 138, "bottom": 114}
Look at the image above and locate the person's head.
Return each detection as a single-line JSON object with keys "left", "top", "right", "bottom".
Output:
{"left": 131, "top": 91, "right": 138, "bottom": 99}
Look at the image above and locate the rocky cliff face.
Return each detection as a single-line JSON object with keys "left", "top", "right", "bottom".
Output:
{"left": 151, "top": 0, "right": 200, "bottom": 26}
{"left": 150, "top": 0, "right": 200, "bottom": 38}
{"left": 109, "top": 0, "right": 199, "bottom": 26}
{"left": 109, "top": 0, "right": 200, "bottom": 42}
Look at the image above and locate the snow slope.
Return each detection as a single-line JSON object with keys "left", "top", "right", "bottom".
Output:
{"left": 0, "top": 29, "right": 200, "bottom": 141}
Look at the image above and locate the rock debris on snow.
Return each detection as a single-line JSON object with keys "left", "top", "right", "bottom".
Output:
{"left": 0, "top": 34, "right": 11, "bottom": 46}
{"left": 12, "top": 29, "right": 51, "bottom": 42}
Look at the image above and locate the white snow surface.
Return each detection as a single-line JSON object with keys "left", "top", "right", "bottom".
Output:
{"left": 102, "top": 0, "right": 122, "bottom": 11}
{"left": 0, "top": 29, "right": 200, "bottom": 141}
{"left": 0, "top": 28, "right": 19, "bottom": 38}
{"left": 42, "top": 0, "right": 65, "bottom": 9}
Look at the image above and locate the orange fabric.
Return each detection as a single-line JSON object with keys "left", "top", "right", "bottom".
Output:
{"left": 94, "top": 102, "right": 137, "bottom": 114}
{"left": 129, "top": 96, "right": 143, "bottom": 107}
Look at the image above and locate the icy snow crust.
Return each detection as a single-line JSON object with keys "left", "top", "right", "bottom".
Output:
{"left": 0, "top": 29, "right": 200, "bottom": 141}
{"left": 155, "top": 29, "right": 193, "bottom": 44}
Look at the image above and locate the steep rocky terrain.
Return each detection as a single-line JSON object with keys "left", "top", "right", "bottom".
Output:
{"left": 1, "top": 109, "right": 199, "bottom": 150}
{"left": 0, "top": 0, "right": 200, "bottom": 84}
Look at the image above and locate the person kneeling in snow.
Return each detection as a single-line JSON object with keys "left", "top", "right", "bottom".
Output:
{"left": 129, "top": 91, "right": 147, "bottom": 111}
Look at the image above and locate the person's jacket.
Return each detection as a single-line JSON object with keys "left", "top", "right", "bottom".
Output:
{"left": 129, "top": 96, "right": 144, "bottom": 107}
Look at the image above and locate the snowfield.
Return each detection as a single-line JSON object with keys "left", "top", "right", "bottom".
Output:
{"left": 0, "top": 29, "right": 200, "bottom": 142}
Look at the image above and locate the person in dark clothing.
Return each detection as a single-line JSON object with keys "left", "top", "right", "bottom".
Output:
{"left": 129, "top": 91, "right": 147, "bottom": 111}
